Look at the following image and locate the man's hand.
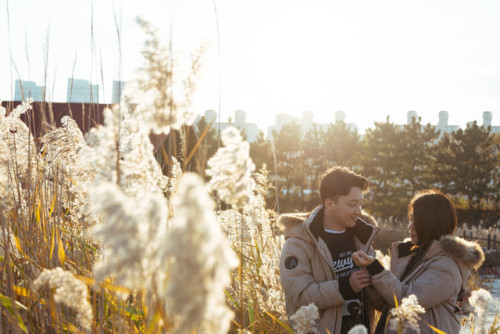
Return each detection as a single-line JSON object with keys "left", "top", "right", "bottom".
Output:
{"left": 349, "top": 269, "right": 371, "bottom": 293}
{"left": 351, "top": 250, "right": 375, "bottom": 267}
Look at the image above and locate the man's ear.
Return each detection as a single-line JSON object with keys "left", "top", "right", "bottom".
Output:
{"left": 324, "top": 198, "right": 335, "bottom": 210}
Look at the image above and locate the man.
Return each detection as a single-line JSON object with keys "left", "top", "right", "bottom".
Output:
{"left": 279, "top": 166, "right": 380, "bottom": 334}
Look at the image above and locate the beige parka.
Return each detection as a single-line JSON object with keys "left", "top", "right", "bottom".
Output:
{"left": 370, "top": 235, "right": 484, "bottom": 334}
{"left": 279, "top": 206, "right": 380, "bottom": 334}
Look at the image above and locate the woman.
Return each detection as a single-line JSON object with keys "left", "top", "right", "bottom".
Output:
{"left": 352, "top": 189, "right": 484, "bottom": 333}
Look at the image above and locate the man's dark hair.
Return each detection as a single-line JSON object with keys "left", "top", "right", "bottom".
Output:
{"left": 319, "top": 167, "right": 369, "bottom": 206}
{"left": 408, "top": 189, "right": 457, "bottom": 247}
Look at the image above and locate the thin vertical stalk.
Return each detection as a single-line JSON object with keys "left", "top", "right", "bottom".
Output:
{"left": 212, "top": 0, "right": 222, "bottom": 149}
{"left": 6, "top": 0, "right": 13, "bottom": 107}
{"left": 42, "top": 24, "right": 51, "bottom": 131}
{"left": 272, "top": 143, "right": 280, "bottom": 214}
{"left": 112, "top": 0, "right": 123, "bottom": 186}
{"left": 167, "top": 0, "right": 175, "bottom": 165}
{"left": 239, "top": 213, "right": 245, "bottom": 330}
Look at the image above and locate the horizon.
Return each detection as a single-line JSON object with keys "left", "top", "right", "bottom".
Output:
{"left": 1, "top": 0, "right": 499, "bottom": 133}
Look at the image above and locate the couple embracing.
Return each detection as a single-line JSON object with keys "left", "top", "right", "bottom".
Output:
{"left": 279, "top": 167, "right": 484, "bottom": 334}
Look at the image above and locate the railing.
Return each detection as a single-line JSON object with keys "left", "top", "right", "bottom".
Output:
{"left": 462, "top": 230, "right": 497, "bottom": 251}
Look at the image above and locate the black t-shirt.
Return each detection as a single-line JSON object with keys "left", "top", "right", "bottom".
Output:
{"left": 322, "top": 229, "right": 365, "bottom": 333}
{"left": 322, "top": 229, "right": 360, "bottom": 292}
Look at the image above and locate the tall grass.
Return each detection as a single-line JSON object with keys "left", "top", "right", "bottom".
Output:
{"left": 0, "top": 17, "right": 498, "bottom": 334}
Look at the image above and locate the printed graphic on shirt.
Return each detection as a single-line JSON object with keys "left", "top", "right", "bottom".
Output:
{"left": 332, "top": 250, "right": 357, "bottom": 279}
{"left": 285, "top": 256, "right": 298, "bottom": 269}
{"left": 322, "top": 230, "right": 360, "bottom": 279}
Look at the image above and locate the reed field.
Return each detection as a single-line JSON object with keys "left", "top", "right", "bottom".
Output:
{"left": 1, "top": 18, "right": 499, "bottom": 334}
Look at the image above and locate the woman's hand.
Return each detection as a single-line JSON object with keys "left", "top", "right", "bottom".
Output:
{"left": 351, "top": 250, "right": 374, "bottom": 267}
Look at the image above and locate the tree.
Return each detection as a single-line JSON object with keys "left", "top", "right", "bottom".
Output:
{"left": 433, "top": 122, "right": 497, "bottom": 222}
{"left": 359, "top": 117, "right": 406, "bottom": 220}
{"left": 249, "top": 131, "right": 273, "bottom": 171}
{"left": 322, "top": 121, "right": 361, "bottom": 168}
{"left": 492, "top": 132, "right": 500, "bottom": 216}
{"left": 397, "top": 117, "right": 440, "bottom": 198}
{"left": 272, "top": 122, "right": 304, "bottom": 212}
{"left": 301, "top": 123, "right": 327, "bottom": 209}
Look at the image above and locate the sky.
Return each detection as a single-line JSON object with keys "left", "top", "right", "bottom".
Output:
{"left": 1, "top": 0, "right": 500, "bottom": 134}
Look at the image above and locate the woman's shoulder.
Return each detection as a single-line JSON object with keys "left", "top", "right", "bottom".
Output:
{"left": 430, "top": 235, "right": 485, "bottom": 270}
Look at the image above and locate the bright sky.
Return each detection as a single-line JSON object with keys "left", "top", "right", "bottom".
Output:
{"left": 1, "top": 0, "right": 500, "bottom": 133}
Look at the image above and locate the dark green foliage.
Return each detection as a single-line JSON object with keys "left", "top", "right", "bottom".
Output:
{"left": 196, "top": 116, "right": 500, "bottom": 224}
{"left": 359, "top": 117, "right": 407, "bottom": 219}
{"left": 323, "top": 120, "right": 361, "bottom": 169}
{"left": 432, "top": 122, "right": 497, "bottom": 222}
{"left": 272, "top": 122, "right": 306, "bottom": 212}
{"left": 250, "top": 130, "right": 274, "bottom": 172}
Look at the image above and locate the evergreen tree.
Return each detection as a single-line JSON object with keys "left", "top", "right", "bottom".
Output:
{"left": 272, "top": 122, "right": 304, "bottom": 212}
{"left": 359, "top": 117, "right": 406, "bottom": 220}
{"left": 453, "top": 122, "right": 496, "bottom": 220}
{"left": 322, "top": 121, "right": 361, "bottom": 168}
{"left": 250, "top": 130, "right": 274, "bottom": 172}
{"left": 433, "top": 122, "right": 496, "bottom": 222}
{"left": 398, "top": 117, "right": 440, "bottom": 197}
{"left": 302, "top": 123, "right": 327, "bottom": 209}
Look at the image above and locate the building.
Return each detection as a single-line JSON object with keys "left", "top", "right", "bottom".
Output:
{"left": 333, "top": 110, "right": 359, "bottom": 133}
{"left": 266, "top": 110, "right": 358, "bottom": 140}
{"left": 67, "top": 78, "right": 99, "bottom": 103}
{"left": 195, "top": 109, "right": 260, "bottom": 143}
{"left": 436, "top": 110, "right": 460, "bottom": 134}
{"left": 405, "top": 110, "right": 499, "bottom": 135}
{"left": 111, "top": 80, "right": 126, "bottom": 104}
{"left": 14, "top": 80, "right": 46, "bottom": 101}
{"left": 481, "top": 111, "right": 500, "bottom": 134}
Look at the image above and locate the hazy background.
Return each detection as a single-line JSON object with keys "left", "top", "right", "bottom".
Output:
{"left": 1, "top": 0, "right": 500, "bottom": 133}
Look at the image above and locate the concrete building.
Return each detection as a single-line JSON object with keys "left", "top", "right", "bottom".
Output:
{"left": 436, "top": 110, "right": 460, "bottom": 134}
{"left": 14, "top": 80, "right": 46, "bottom": 101}
{"left": 67, "top": 78, "right": 99, "bottom": 103}
{"left": 111, "top": 80, "right": 126, "bottom": 104}
{"left": 195, "top": 109, "right": 260, "bottom": 143}
{"left": 402, "top": 110, "right": 499, "bottom": 135}
{"left": 333, "top": 110, "right": 359, "bottom": 133}
{"left": 482, "top": 111, "right": 500, "bottom": 134}
{"left": 266, "top": 110, "right": 358, "bottom": 140}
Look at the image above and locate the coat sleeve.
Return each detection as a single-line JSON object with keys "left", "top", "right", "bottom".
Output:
{"left": 370, "top": 256, "right": 461, "bottom": 308}
{"left": 363, "top": 248, "right": 387, "bottom": 311}
{"left": 280, "top": 238, "right": 345, "bottom": 311}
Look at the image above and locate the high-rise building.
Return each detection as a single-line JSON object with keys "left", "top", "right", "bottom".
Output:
{"left": 14, "top": 80, "right": 46, "bottom": 101}
{"left": 195, "top": 109, "right": 260, "bottom": 143}
{"left": 481, "top": 111, "right": 500, "bottom": 134}
{"left": 436, "top": 110, "right": 459, "bottom": 134}
{"left": 111, "top": 80, "right": 126, "bottom": 103}
{"left": 67, "top": 78, "right": 99, "bottom": 103}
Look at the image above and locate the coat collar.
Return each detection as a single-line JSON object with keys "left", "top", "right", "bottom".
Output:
{"left": 279, "top": 206, "right": 380, "bottom": 249}
{"left": 395, "top": 235, "right": 485, "bottom": 270}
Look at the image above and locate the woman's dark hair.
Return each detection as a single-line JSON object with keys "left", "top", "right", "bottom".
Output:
{"left": 319, "top": 166, "right": 369, "bottom": 206}
{"left": 408, "top": 189, "right": 457, "bottom": 247}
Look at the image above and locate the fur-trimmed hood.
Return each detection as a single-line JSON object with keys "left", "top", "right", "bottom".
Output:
{"left": 437, "top": 235, "right": 485, "bottom": 270}
{"left": 373, "top": 234, "right": 485, "bottom": 334}
{"left": 396, "top": 234, "right": 485, "bottom": 270}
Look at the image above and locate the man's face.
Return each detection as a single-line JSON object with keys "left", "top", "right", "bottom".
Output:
{"left": 325, "top": 187, "right": 363, "bottom": 231}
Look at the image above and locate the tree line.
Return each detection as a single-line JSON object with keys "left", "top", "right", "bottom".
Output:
{"left": 196, "top": 116, "right": 500, "bottom": 226}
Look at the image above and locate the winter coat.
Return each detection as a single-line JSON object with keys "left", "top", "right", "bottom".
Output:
{"left": 279, "top": 206, "right": 380, "bottom": 334}
{"left": 370, "top": 235, "right": 484, "bottom": 334}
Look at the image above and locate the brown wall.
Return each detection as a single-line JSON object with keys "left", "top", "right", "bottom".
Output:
{"left": 1, "top": 101, "right": 107, "bottom": 139}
